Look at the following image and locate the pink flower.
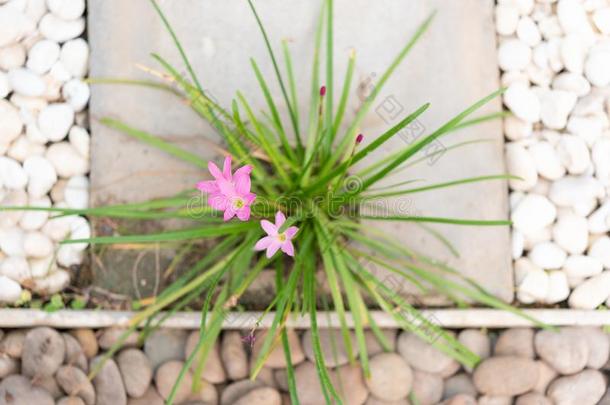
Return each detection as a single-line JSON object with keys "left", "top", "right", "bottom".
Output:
{"left": 254, "top": 211, "right": 298, "bottom": 258}
{"left": 196, "top": 155, "right": 256, "bottom": 221}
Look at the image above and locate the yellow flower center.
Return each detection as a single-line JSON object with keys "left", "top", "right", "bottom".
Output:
{"left": 278, "top": 233, "right": 287, "bottom": 242}
{"left": 233, "top": 198, "right": 245, "bottom": 209}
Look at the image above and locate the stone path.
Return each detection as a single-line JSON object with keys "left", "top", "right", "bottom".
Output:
{"left": 88, "top": 0, "right": 512, "bottom": 302}
{"left": 1, "top": 325, "right": 609, "bottom": 404}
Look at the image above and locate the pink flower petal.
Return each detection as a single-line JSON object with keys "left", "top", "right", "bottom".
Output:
{"left": 235, "top": 173, "right": 251, "bottom": 195}
{"left": 261, "top": 220, "right": 277, "bottom": 236}
{"left": 281, "top": 241, "right": 295, "bottom": 256}
{"left": 234, "top": 165, "right": 253, "bottom": 178}
{"left": 236, "top": 206, "right": 251, "bottom": 221}
{"left": 208, "top": 194, "right": 229, "bottom": 210}
{"left": 208, "top": 161, "right": 223, "bottom": 180}
{"left": 222, "top": 155, "right": 232, "bottom": 180}
{"left": 275, "top": 211, "right": 286, "bottom": 228}
{"left": 217, "top": 178, "right": 235, "bottom": 196}
{"left": 244, "top": 193, "right": 256, "bottom": 204}
{"left": 196, "top": 180, "right": 219, "bottom": 193}
{"left": 284, "top": 226, "right": 298, "bottom": 239}
{"left": 266, "top": 241, "right": 282, "bottom": 258}
{"left": 223, "top": 207, "right": 236, "bottom": 221}
{"left": 254, "top": 236, "right": 273, "bottom": 251}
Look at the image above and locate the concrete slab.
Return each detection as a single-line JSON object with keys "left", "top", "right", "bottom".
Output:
{"left": 88, "top": 0, "right": 512, "bottom": 302}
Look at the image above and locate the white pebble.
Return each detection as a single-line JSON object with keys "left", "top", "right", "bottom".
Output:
{"left": 0, "top": 156, "right": 27, "bottom": 189}
{"left": 0, "top": 275, "right": 22, "bottom": 303}
{"left": 560, "top": 34, "right": 587, "bottom": 74}
{"left": 68, "top": 215, "right": 89, "bottom": 251}
{"left": 45, "top": 142, "right": 88, "bottom": 177}
{"left": 564, "top": 255, "right": 604, "bottom": 278}
{"left": 62, "top": 79, "right": 89, "bottom": 111}
{"left": 23, "top": 156, "right": 57, "bottom": 198}
{"left": 588, "top": 201, "right": 610, "bottom": 234}
{"left": 19, "top": 195, "right": 50, "bottom": 230}
{"left": 26, "top": 39, "right": 60, "bottom": 74}
{"left": 47, "top": 0, "right": 85, "bottom": 20}
{"left": 592, "top": 138, "right": 610, "bottom": 185}
{"left": 0, "top": 189, "right": 26, "bottom": 228}
{"left": 0, "top": 6, "right": 35, "bottom": 47}
{"left": 496, "top": 5, "right": 520, "bottom": 35}
{"left": 42, "top": 211, "right": 71, "bottom": 242}
{"left": 25, "top": 123, "right": 48, "bottom": 144}
{"left": 539, "top": 89, "right": 577, "bottom": 129}
{"left": 589, "top": 236, "right": 610, "bottom": 268}
{"left": 64, "top": 175, "right": 88, "bottom": 209}
{"left": 545, "top": 271, "right": 570, "bottom": 304}
{"left": 25, "top": 0, "right": 47, "bottom": 24}
{"left": 514, "top": 257, "right": 539, "bottom": 286}
{"left": 60, "top": 38, "right": 88, "bottom": 77}
{"left": 38, "top": 103, "right": 74, "bottom": 141}
{"left": 593, "top": 7, "right": 610, "bottom": 34}
{"left": 7, "top": 135, "right": 44, "bottom": 162}
{"left": 517, "top": 267, "right": 549, "bottom": 303}
{"left": 68, "top": 126, "right": 89, "bottom": 158}
{"left": 552, "top": 213, "right": 589, "bottom": 254}
{"left": 540, "top": 17, "right": 563, "bottom": 40}
{"left": 569, "top": 271, "right": 610, "bottom": 309}
{"left": 0, "top": 256, "right": 29, "bottom": 282}
{"left": 529, "top": 141, "right": 565, "bottom": 180}
{"left": 7, "top": 67, "right": 44, "bottom": 97}
{"left": 557, "top": 0, "right": 593, "bottom": 35}
{"left": 39, "top": 14, "right": 84, "bottom": 42}
{"left": 517, "top": 17, "right": 542, "bottom": 46}
{"left": 512, "top": 230, "right": 525, "bottom": 259}
{"left": 504, "top": 83, "right": 541, "bottom": 123}
{"left": 23, "top": 231, "right": 53, "bottom": 258}
{"left": 585, "top": 50, "right": 610, "bottom": 87}
{"left": 498, "top": 39, "right": 532, "bottom": 71}
{"left": 56, "top": 244, "right": 82, "bottom": 267}
{"left": 552, "top": 72, "right": 590, "bottom": 96}
{"left": 0, "top": 43, "right": 26, "bottom": 70}
{"left": 0, "top": 227, "right": 25, "bottom": 256}
{"left": 512, "top": 194, "right": 557, "bottom": 234}
{"left": 0, "top": 71, "right": 10, "bottom": 98}
{"left": 529, "top": 241, "right": 567, "bottom": 269}
{"left": 556, "top": 135, "right": 591, "bottom": 174}
{"left": 0, "top": 99, "right": 23, "bottom": 145}
{"left": 49, "top": 60, "right": 71, "bottom": 82}
{"left": 29, "top": 255, "right": 54, "bottom": 278}
{"left": 523, "top": 226, "right": 553, "bottom": 250}
{"left": 506, "top": 143, "right": 538, "bottom": 190}
{"left": 33, "top": 268, "right": 69, "bottom": 294}
{"left": 549, "top": 176, "right": 605, "bottom": 208}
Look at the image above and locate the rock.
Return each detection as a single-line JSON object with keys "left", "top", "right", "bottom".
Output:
{"left": 473, "top": 356, "right": 538, "bottom": 396}
{"left": 8, "top": 136, "right": 46, "bottom": 162}
{"left": 567, "top": 327, "right": 610, "bottom": 369}
{"left": 117, "top": 349, "right": 153, "bottom": 398}
{"left": 503, "top": 116, "right": 532, "bottom": 141}
{"left": 494, "top": 328, "right": 534, "bottom": 358}
{"left": 47, "top": 0, "right": 85, "bottom": 20}
{"left": 127, "top": 386, "right": 165, "bottom": 405}
{"left": 62, "top": 176, "right": 88, "bottom": 209}
{"left": 39, "top": 14, "right": 85, "bottom": 42}
{"left": 154, "top": 360, "right": 192, "bottom": 403}
{"left": 517, "top": 16, "right": 541, "bottom": 46}
{"left": 533, "top": 361, "right": 557, "bottom": 394}
{"left": 56, "top": 365, "right": 95, "bottom": 405}
{"left": 62, "top": 79, "right": 89, "bottom": 111}
{"left": 547, "top": 369, "right": 605, "bottom": 405}
{"left": 506, "top": 143, "right": 538, "bottom": 190}
{"left": 8, "top": 67, "right": 45, "bottom": 97}
{"left": 0, "top": 99, "right": 23, "bottom": 145}
{"left": 0, "top": 189, "right": 27, "bottom": 228}
{"left": 60, "top": 38, "right": 88, "bottom": 78}
{"left": 444, "top": 373, "right": 477, "bottom": 398}
{"left": 512, "top": 229, "right": 524, "bottom": 259}
{"left": 97, "top": 327, "right": 139, "bottom": 350}
{"left": 0, "top": 354, "right": 18, "bottom": 378}
{"left": 529, "top": 141, "right": 565, "bottom": 180}
{"left": 302, "top": 329, "right": 351, "bottom": 368}
{"left": 33, "top": 375, "right": 63, "bottom": 400}
{"left": 567, "top": 115, "right": 604, "bottom": 147}
{"left": 0, "top": 7, "right": 35, "bottom": 47}
{"left": 496, "top": 4, "right": 519, "bottom": 35}
{"left": 441, "top": 394, "right": 477, "bottom": 405}
{"left": 569, "top": 271, "right": 610, "bottom": 308}
{"left": 19, "top": 195, "right": 51, "bottom": 230}
{"left": 32, "top": 268, "right": 70, "bottom": 294}
{"left": 221, "top": 331, "right": 248, "bottom": 380}
{"left": 560, "top": 35, "right": 586, "bottom": 74}
{"left": 503, "top": 83, "right": 541, "bottom": 123}
{"left": 365, "top": 353, "right": 412, "bottom": 401}
{"left": 585, "top": 49, "right": 610, "bottom": 87}
{"left": 144, "top": 329, "right": 187, "bottom": 370}
{"left": 517, "top": 267, "right": 549, "bottom": 303}
{"left": 498, "top": 39, "right": 532, "bottom": 72}
{"left": 590, "top": 237, "right": 610, "bottom": 268}
{"left": 91, "top": 357, "right": 127, "bottom": 405}
{"left": 592, "top": 138, "right": 610, "bottom": 185}
{"left": 69, "top": 126, "right": 90, "bottom": 158}
{"left": 57, "top": 397, "right": 86, "bottom": 405}
{"left": 544, "top": 271, "right": 570, "bottom": 304}
{"left": 0, "top": 275, "right": 22, "bottom": 303}
{"left": 515, "top": 393, "right": 552, "bottom": 405}
{"left": 22, "top": 327, "right": 66, "bottom": 377}
{"left": 0, "top": 226, "right": 25, "bottom": 257}
{"left": 529, "top": 242, "right": 567, "bottom": 269}
{"left": 185, "top": 332, "right": 226, "bottom": 383}
{"left": 0, "top": 71, "right": 10, "bottom": 98}
{"left": 364, "top": 329, "right": 397, "bottom": 356}
{"left": 553, "top": 72, "right": 590, "bottom": 96}
{"left": 0, "top": 43, "right": 26, "bottom": 70}
{"left": 38, "top": 103, "right": 74, "bottom": 142}
{"left": 0, "top": 330, "right": 26, "bottom": 358}
{"left": 0, "top": 375, "right": 54, "bottom": 405}
{"left": 511, "top": 194, "right": 556, "bottom": 234}
{"left": 411, "top": 370, "right": 443, "bottom": 405}
{"left": 46, "top": 141, "right": 88, "bottom": 177}
{"left": 397, "top": 332, "right": 458, "bottom": 374}
{"left": 593, "top": 7, "right": 610, "bottom": 34}
{"left": 0, "top": 156, "right": 28, "bottom": 190}
{"left": 564, "top": 255, "right": 604, "bottom": 278}
{"left": 26, "top": 39, "right": 60, "bottom": 74}
{"left": 558, "top": 0, "right": 593, "bottom": 33}
{"left": 62, "top": 332, "right": 87, "bottom": 372}
{"left": 221, "top": 380, "right": 263, "bottom": 405}
{"left": 458, "top": 330, "right": 490, "bottom": 365}
{"left": 478, "top": 396, "right": 512, "bottom": 405}
{"left": 539, "top": 89, "right": 577, "bottom": 130}
{"left": 552, "top": 213, "right": 588, "bottom": 254}
{"left": 23, "top": 156, "right": 57, "bottom": 198}
{"left": 70, "top": 329, "right": 98, "bottom": 358}
{"left": 233, "top": 387, "right": 281, "bottom": 405}
{"left": 589, "top": 201, "right": 610, "bottom": 234}
{"left": 24, "top": 231, "right": 53, "bottom": 258}
{"left": 535, "top": 329, "right": 589, "bottom": 374}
